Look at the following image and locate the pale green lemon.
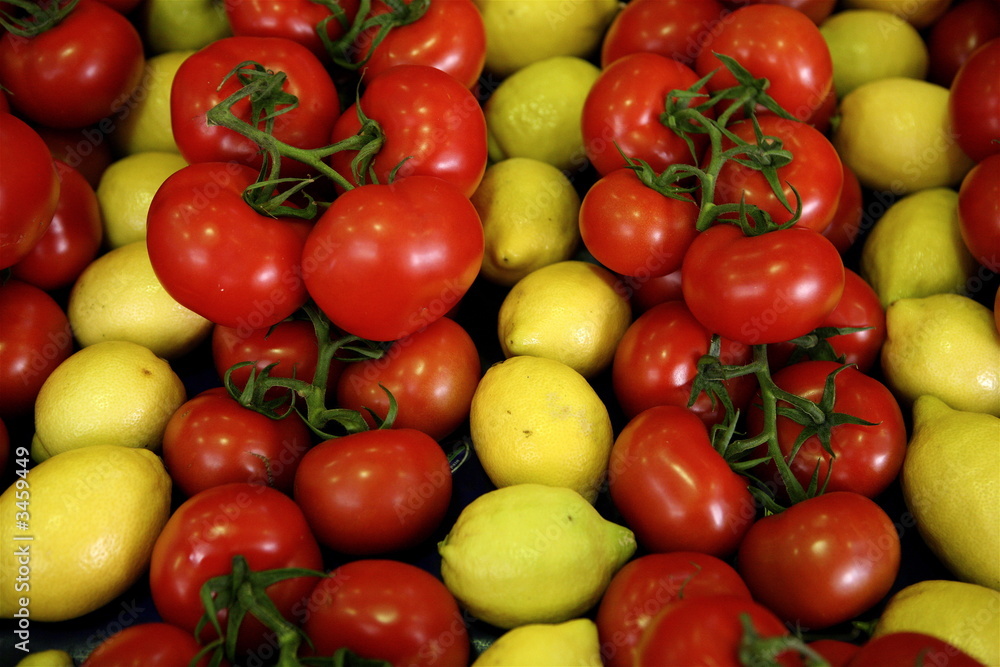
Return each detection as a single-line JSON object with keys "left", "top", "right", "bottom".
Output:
{"left": 113, "top": 50, "right": 193, "bottom": 155}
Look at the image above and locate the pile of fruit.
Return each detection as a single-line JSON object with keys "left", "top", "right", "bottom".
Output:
{"left": 1, "top": 0, "right": 998, "bottom": 665}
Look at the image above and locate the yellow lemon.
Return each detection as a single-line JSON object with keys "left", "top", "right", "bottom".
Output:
{"left": 14, "top": 650, "right": 74, "bottom": 667}
{"left": 68, "top": 240, "right": 213, "bottom": 359}
{"left": 474, "top": 0, "right": 618, "bottom": 77}
{"left": 473, "top": 618, "right": 602, "bottom": 666}
{"left": 438, "top": 483, "right": 636, "bottom": 629}
{"left": 470, "top": 157, "right": 582, "bottom": 286}
{"left": 832, "top": 78, "right": 974, "bottom": 194}
{"left": 839, "top": 0, "right": 954, "bottom": 29}
{"left": 880, "top": 293, "right": 1000, "bottom": 416}
{"left": 485, "top": 56, "right": 602, "bottom": 171}
{"left": 113, "top": 50, "right": 194, "bottom": 155}
{"left": 820, "top": 10, "right": 929, "bottom": 98}
{"left": 470, "top": 355, "right": 615, "bottom": 502}
{"left": 860, "top": 187, "right": 976, "bottom": 309}
{"left": 872, "top": 580, "right": 1000, "bottom": 666}
{"left": 901, "top": 396, "right": 1000, "bottom": 590}
{"left": 96, "top": 151, "right": 189, "bottom": 248}
{"left": 33, "top": 340, "right": 187, "bottom": 461}
{"left": 0, "top": 445, "right": 172, "bottom": 622}
{"left": 498, "top": 260, "right": 631, "bottom": 378}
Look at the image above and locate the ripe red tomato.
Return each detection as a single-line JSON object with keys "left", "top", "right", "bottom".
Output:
{"left": 957, "top": 152, "right": 1000, "bottom": 272}
{"left": 35, "top": 124, "right": 115, "bottom": 190}
{"left": 737, "top": 491, "right": 901, "bottom": 630}
{"left": 600, "top": 0, "right": 726, "bottom": 67}
{"left": 821, "top": 161, "right": 864, "bottom": 255}
{"left": 928, "top": 0, "right": 1000, "bottom": 87}
{"left": 302, "top": 559, "right": 469, "bottom": 667}
{"left": 80, "top": 622, "right": 222, "bottom": 667}
{"left": 596, "top": 552, "right": 752, "bottom": 667}
{"left": 293, "top": 428, "right": 452, "bottom": 555}
{"left": 808, "top": 639, "right": 861, "bottom": 667}
{"left": 224, "top": 0, "right": 361, "bottom": 61}
{"left": 622, "top": 269, "right": 683, "bottom": 314}
{"left": 743, "top": 0, "right": 836, "bottom": 25}
{"left": 846, "top": 632, "right": 987, "bottom": 667}
{"left": 950, "top": 38, "right": 1000, "bottom": 163}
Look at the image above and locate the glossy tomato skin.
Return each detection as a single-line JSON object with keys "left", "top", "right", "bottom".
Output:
{"left": 608, "top": 405, "right": 756, "bottom": 557}
{"left": 744, "top": 0, "right": 835, "bottom": 25}
{"left": 302, "top": 175, "right": 484, "bottom": 342}
{"left": 146, "top": 162, "right": 311, "bottom": 329}
{"left": 224, "top": 0, "right": 361, "bottom": 60}
{"left": 950, "top": 38, "right": 1000, "bottom": 163}
{"left": 681, "top": 224, "right": 845, "bottom": 345}
{"left": 335, "top": 316, "right": 481, "bottom": 441}
{"left": 596, "top": 552, "right": 752, "bottom": 667}
{"left": 928, "top": 0, "right": 1000, "bottom": 86}
{"left": 149, "top": 483, "right": 323, "bottom": 654}
{"left": 846, "top": 632, "right": 987, "bottom": 667}
{"left": 329, "top": 65, "right": 487, "bottom": 197}
{"left": 0, "top": 0, "right": 144, "bottom": 129}
{"left": 737, "top": 491, "right": 901, "bottom": 630}
{"left": 612, "top": 300, "right": 757, "bottom": 426}
{"left": 600, "top": 0, "right": 726, "bottom": 67}
{"left": 293, "top": 428, "right": 452, "bottom": 555}
{"left": 957, "top": 152, "right": 1000, "bottom": 272}
{"left": 302, "top": 559, "right": 468, "bottom": 667}
{"left": 0, "top": 114, "right": 59, "bottom": 270}
{"left": 821, "top": 161, "right": 864, "bottom": 255}
{"left": 81, "top": 622, "right": 223, "bottom": 667}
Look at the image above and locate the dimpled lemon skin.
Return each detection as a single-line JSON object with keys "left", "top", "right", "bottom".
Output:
{"left": 470, "top": 355, "right": 614, "bottom": 503}
{"left": 0, "top": 445, "right": 172, "bottom": 622}
{"left": 97, "top": 151, "right": 189, "bottom": 248}
{"left": 471, "top": 157, "right": 581, "bottom": 286}
{"left": 438, "top": 483, "right": 636, "bottom": 630}
{"left": 472, "top": 618, "right": 602, "bottom": 666}
{"left": 902, "top": 396, "right": 1000, "bottom": 590}
{"left": 112, "top": 51, "right": 193, "bottom": 155}
{"left": 880, "top": 294, "right": 1000, "bottom": 416}
{"left": 873, "top": 580, "right": 1000, "bottom": 666}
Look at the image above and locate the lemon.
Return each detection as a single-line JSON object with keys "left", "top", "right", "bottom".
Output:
{"left": 474, "top": 0, "right": 618, "bottom": 77}
{"left": 113, "top": 51, "right": 193, "bottom": 155}
{"left": 832, "top": 78, "right": 974, "bottom": 195}
{"left": 68, "top": 240, "right": 213, "bottom": 359}
{"left": 96, "top": 151, "right": 189, "bottom": 248}
{"left": 473, "top": 618, "right": 602, "bottom": 666}
{"left": 880, "top": 294, "right": 1000, "bottom": 416}
{"left": 33, "top": 340, "right": 187, "bottom": 461}
{"left": 872, "top": 580, "right": 1000, "bottom": 666}
{"left": 820, "top": 10, "right": 929, "bottom": 98}
{"left": 470, "top": 158, "right": 582, "bottom": 286}
{"left": 470, "top": 355, "right": 615, "bottom": 502}
{"left": 839, "top": 0, "right": 953, "bottom": 29}
{"left": 438, "top": 483, "right": 636, "bottom": 629}
{"left": 485, "top": 56, "right": 602, "bottom": 171}
{"left": 901, "top": 396, "right": 1000, "bottom": 590}
{"left": 13, "top": 650, "right": 74, "bottom": 667}
{"left": 0, "top": 445, "right": 172, "bottom": 622}
{"left": 860, "top": 188, "right": 976, "bottom": 309}
{"left": 498, "top": 260, "right": 631, "bottom": 378}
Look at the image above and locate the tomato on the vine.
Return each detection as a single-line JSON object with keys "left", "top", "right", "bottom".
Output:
{"left": 223, "top": 0, "right": 361, "bottom": 61}
{"left": 600, "top": 0, "right": 726, "bottom": 67}
{"left": 81, "top": 622, "right": 222, "bottom": 667}
{"left": 847, "top": 632, "right": 987, "bottom": 667}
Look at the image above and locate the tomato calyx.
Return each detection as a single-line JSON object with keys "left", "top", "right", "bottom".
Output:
{"left": 737, "top": 613, "right": 832, "bottom": 667}
{"left": 320, "top": 0, "right": 432, "bottom": 70}
{"left": 0, "top": 0, "right": 78, "bottom": 37}
{"left": 782, "top": 325, "right": 874, "bottom": 366}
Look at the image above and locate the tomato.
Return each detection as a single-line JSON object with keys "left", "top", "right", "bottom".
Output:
{"left": 709, "top": 114, "right": 844, "bottom": 233}
{"left": 301, "top": 559, "right": 468, "bottom": 666}
{"left": 807, "top": 639, "right": 861, "bottom": 667}
{"left": 223, "top": 0, "right": 361, "bottom": 61}
{"left": 170, "top": 36, "right": 340, "bottom": 177}
{"left": 950, "top": 38, "right": 1000, "bottom": 163}
{"left": 0, "top": 113, "right": 60, "bottom": 270}
{"left": 328, "top": 64, "right": 487, "bottom": 197}
{"left": 0, "top": 280, "right": 73, "bottom": 419}
{"left": 302, "top": 175, "right": 484, "bottom": 342}
{"left": 737, "top": 491, "right": 901, "bottom": 630}
{"left": 611, "top": 300, "right": 757, "bottom": 426}
{"left": 600, "top": 0, "right": 727, "bottom": 67}
{"left": 80, "top": 622, "right": 222, "bottom": 667}
{"left": 928, "top": 0, "right": 1000, "bottom": 87}
{"left": 821, "top": 161, "right": 864, "bottom": 255}
{"left": 149, "top": 483, "right": 323, "bottom": 655}
{"left": 681, "top": 224, "right": 845, "bottom": 345}
{"left": 743, "top": 0, "right": 836, "bottom": 25}
{"left": 293, "top": 428, "right": 452, "bottom": 555}
{"left": 622, "top": 269, "right": 684, "bottom": 314}
{"left": 596, "top": 552, "right": 752, "bottom": 667}
{"left": 11, "top": 160, "right": 103, "bottom": 291}
{"left": 846, "top": 632, "right": 987, "bottom": 667}
{"left": 35, "top": 124, "right": 115, "bottom": 190}
{"left": 608, "top": 405, "right": 755, "bottom": 556}
{"left": 581, "top": 52, "right": 710, "bottom": 177}
{"left": 146, "top": 162, "right": 311, "bottom": 329}
{"left": 579, "top": 168, "right": 700, "bottom": 279}
{"left": 695, "top": 3, "right": 833, "bottom": 123}
{"left": 335, "top": 316, "right": 481, "bottom": 441}
{"left": 957, "top": 152, "right": 1000, "bottom": 272}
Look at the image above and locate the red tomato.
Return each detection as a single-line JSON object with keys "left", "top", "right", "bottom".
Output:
{"left": 611, "top": 300, "right": 757, "bottom": 426}
{"left": 11, "top": 161, "right": 103, "bottom": 290}
{"left": 80, "top": 622, "right": 222, "bottom": 667}
{"left": 0, "top": 280, "right": 73, "bottom": 419}
{"left": 302, "top": 559, "right": 468, "bottom": 667}
{"left": 847, "top": 632, "right": 987, "bottom": 667}
{"left": 600, "top": 0, "right": 727, "bottom": 67}
{"left": 596, "top": 552, "right": 752, "bottom": 667}
{"left": 737, "top": 491, "right": 901, "bottom": 630}
{"left": 0, "top": 113, "right": 59, "bottom": 270}
{"left": 695, "top": 3, "right": 833, "bottom": 123}
{"left": 957, "top": 152, "right": 1000, "bottom": 272}
{"left": 149, "top": 483, "right": 323, "bottom": 655}
{"left": 335, "top": 316, "right": 481, "bottom": 440}
{"left": 608, "top": 405, "right": 756, "bottom": 556}
{"left": 743, "top": 0, "right": 836, "bottom": 25}
{"left": 622, "top": 269, "right": 684, "bottom": 313}
{"left": 224, "top": 0, "right": 361, "bottom": 61}
{"left": 293, "top": 428, "right": 452, "bottom": 555}
{"left": 808, "top": 639, "right": 861, "bottom": 667}
{"left": 328, "top": 65, "right": 487, "bottom": 197}
{"left": 928, "top": 0, "right": 1000, "bottom": 87}
{"left": 0, "top": 0, "right": 144, "bottom": 128}
{"left": 821, "top": 161, "right": 865, "bottom": 255}
{"left": 170, "top": 36, "right": 339, "bottom": 177}
{"left": 681, "top": 224, "right": 845, "bottom": 345}
{"left": 582, "top": 52, "right": 710, "bottom": 177}
{"left": 146, "top": 162, "right": 311, "bottom": 329}
{"left": 950, "top": 38, "right": 1000, "bottom": 163}
{"left": 302, "top": 175, "right": 484, "bottom": 342}
{"left": 35, "top": 124, "right": 115, "bottom": 190}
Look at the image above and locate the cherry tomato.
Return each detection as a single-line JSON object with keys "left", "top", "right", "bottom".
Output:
{"left": 821, "top": 161, "right": 864, "bottom": 255}
{"left": 957, "top": 152, "right": 1000, "bottom": 272}
{"left": 600, "top": 0, "right": 727, "bottom": 67}
{"left": 80, "top": 622, "right": 223, "bottom": 667}
{"left": 847, "top": 632, "right": 987, "bottom": 667}
{"left": 950, "top": 38, "right": 1000, "bottom": 163}
{"left": 928, "top": 0, "right": 1000, "bottom": 87}
{"left": 224, "top": 0, "right": 361, "bottom": 61}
